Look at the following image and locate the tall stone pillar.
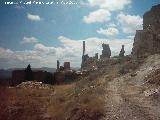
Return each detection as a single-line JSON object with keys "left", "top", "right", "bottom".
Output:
{"left": 57, "top": 60, "right": 60, "bottom": 71}
{"left": 83, "top": 41, "right": 85, "bottom": 56}
{"left": 119, "top": 45, "right": 125, "bottom": 57}
{"left": 81, "top": 41, "right": 86, "bottom": 69}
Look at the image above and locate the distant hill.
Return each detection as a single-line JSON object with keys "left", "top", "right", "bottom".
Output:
{"left": 32, "top": 67, "right": 56, "bottom": 73}
{"left": 71, "top": 67, "right": 80, "bottom": 71}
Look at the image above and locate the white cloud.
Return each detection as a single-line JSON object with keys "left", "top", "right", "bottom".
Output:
{"left": 97, "top": 27, "right": 119, "bottom": 37}
{"left": 117, "top": 13, "right": 143, "bottom": 34}
{"left": 27, "top": 13, "right": 41, "bottom": 21}
{"left": 0, "top": 48, "right": 41, "bottom": 68}
{"left": 83, "top": 9, "right": 111, "bottom": 24}
{"left": 82, "top": 0, "right": 131, "bottom": 24}
{"left": 34, "top": 43, "right": 56, "bottom": 55}
{"left": 0, "top": 36, "right": 133, "bottom": 68}
{"left": 21, "top": 37, "right": 38, "bottom": 44}
{"left": 127, "top": 35, "right": 135, "bottom": 39}
{"left": 88, "top": 0, "right": 131, "bottom": 11}
{"left": 108, "top": 23, "right": 117, "bottom": 27}
{"left": 0, "top": 44, "right": 56, "bottom": 68}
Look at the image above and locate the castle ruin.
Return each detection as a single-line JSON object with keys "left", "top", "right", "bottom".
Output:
{"left": 132, "top": 4, "right": 160, "bottom": 57}
{"left": 81, "top": 41, "right": 121, "bottom": 70}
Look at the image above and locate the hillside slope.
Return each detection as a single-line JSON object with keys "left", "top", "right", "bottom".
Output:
{"left": 101, "top": 54, "right": 160, "bottom": 120}
{"left": 1, "top": 54, "right": 160, "bottom": 120}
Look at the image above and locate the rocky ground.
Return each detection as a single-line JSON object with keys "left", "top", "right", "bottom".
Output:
{"left": 102, "top": 54, "right": 160, "bottom": 120}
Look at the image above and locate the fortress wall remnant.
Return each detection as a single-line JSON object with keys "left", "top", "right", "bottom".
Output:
{"left": 12, "top": 70, "right": 25, "bottom": 85}
{"left": 12, "top": 70, "right": 54, "bottom": 85}
{"left": 119, "top": 45, "right": 125, "bottom": 57}
{"left": 132, "top": 4, "right": 160, "bottom": 57}
{"left": 64, "top": 62, "right": 70, "bottom": 70}
{"left": 100, "top": 44, "right": 111, "bottom": 59}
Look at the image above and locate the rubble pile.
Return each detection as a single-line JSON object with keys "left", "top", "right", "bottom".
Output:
{"left": 144, "top": 87, "right": 160, "bottom": 97}
{"left": 145, "top": 68, "right": 160, "bottom": 85}
{"left": 16, "top": 81, "right": 53, "bottom": 89}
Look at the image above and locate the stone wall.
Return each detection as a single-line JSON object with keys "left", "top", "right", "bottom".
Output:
{"left": 132, "top": 4, "right": 160, "bottom": 57}
{"left": 12, "top": 70, "right": 25, "bottom": 85}
{"left": 12, "top": 70, "right": 54, "bottom": 86}
{"left": 64, "top": 62, "right": 70, "bottom": 70}
{"left": 143, "top": 4, "right": 160, "bottom": 33}
{"left": 34, "top": 71, "right": 48, "bottom": 82}
{"left": 54, "top": 70, "right": 77, "bottom": 84}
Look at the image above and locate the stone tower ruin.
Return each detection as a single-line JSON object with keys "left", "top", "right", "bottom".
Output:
{"left": 81, "top": 41, "right": 86, "bottom": 69}
{"left": 119, "top": 45, "right": 125, "bottom": 57}
{"left": 100, "top": 44, "right": 111, "bottom": 59}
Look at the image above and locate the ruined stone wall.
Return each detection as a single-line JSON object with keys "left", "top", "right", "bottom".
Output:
{"left": 34, "top": 71, "right": 47, "bottom": 82}
{"left": 132, "top": 30, "right": 154, "bottom": 56}
{"left": 54, "top": 70, "right": 77, "bottom": 84}
{"left": 84, "top": 57, "right": 97, "bottom": 70}
{"left": 100, "top": 44, "right": 111, "bottom": 59}
{"left": 12, "top": 70, "right": 25, "bottom": 85}
{"left": 132, "top": 4, "right": 160, "bottom": 57}
{"left": 64, "top": 62, "right": 70, "bottom": 70}
{"left": 81, "top": 54, "right": 89, "bottom": 69}
{"left": 119, "top": 45, "right": 125, "bottom": 57}
{"left": 81, "top": 55, "right": 98, "bottom": 71}
{"left": 12, "top": 70, "right": 54, "bottom": 85}
{"left": 143, "top": 4, "right": 160, "bottom": 33}
{"left": 34, "top": 71, "right": 54, "bottom": 84}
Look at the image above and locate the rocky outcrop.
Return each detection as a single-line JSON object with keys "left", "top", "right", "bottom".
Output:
{"left": 132, "top": 4, "right": 160, "bottom": 57}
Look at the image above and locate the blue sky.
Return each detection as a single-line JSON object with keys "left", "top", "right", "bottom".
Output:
{"left": 0, "top": 0, "right": 160, "bottom": 69}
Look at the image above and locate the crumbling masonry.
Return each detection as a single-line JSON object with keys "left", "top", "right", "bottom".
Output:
{"left": 132, "top": 4, "right": 160, "bottom": 57}
{"left": 81, "top": 41, "right": 114, "bottom": 70}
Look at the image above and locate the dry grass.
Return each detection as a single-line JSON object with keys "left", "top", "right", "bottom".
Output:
{"left": 0, "top": 77, "right": 106, "bottom": 120}
{"left": 0, "top": 58, "right": 123, "bottom": 120}
{"left": 0, "top": 57, "right": 129, "bottom": 120}
{"left": 46, "top": 77, "right": 106, "bottom": 120}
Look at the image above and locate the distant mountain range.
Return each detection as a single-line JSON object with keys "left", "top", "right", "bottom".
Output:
{"left": 32, "top": 67, "right": 57, "bottom": 73}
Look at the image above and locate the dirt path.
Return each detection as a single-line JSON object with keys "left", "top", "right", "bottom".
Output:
{"left": 102, "top": 74, "right": 160, "bottom": 120}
